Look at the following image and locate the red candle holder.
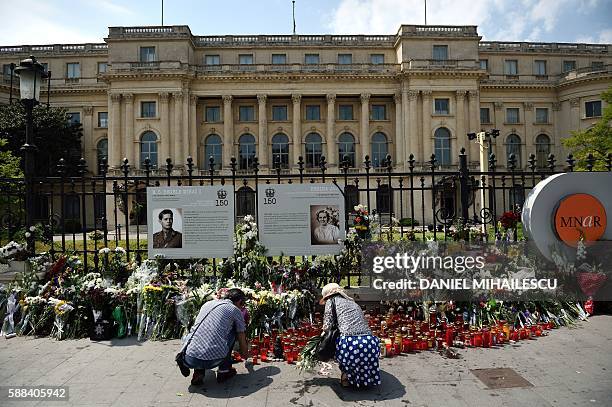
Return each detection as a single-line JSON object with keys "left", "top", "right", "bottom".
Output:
{"left": 474, "top": 332, "right": 483, "bottom": 347}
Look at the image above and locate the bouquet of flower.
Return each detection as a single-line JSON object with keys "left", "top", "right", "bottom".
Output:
{"left": 353, "top": 204, "right": 372, "bottom": 239}
{"left": 0, "top": 241, "right": 28, "bottom": 263}
{"left": 499, "top": 211, "right": 520, "bottom": 230}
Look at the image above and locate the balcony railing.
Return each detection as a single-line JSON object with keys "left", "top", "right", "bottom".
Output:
{"left": 479, "top": 41, "right": 609, "bottom": 54}
{"left": 195, "top": 63, "right": 400, "bottom": 74}
{"left": 405, "top": 59, "right": 479, "bottom": 69}
{"left": 0, "top": 43, "right": 107, "bottom": 54}
{"left": 559, "top": 64, "right": 611, "bottom": 80}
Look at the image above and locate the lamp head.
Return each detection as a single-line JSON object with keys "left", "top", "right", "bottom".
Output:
{"left": 14, "top": 55, "right": 48, "bottom": 102}
{"left": 467, "top": 132, "right": 477, "bottom": 141}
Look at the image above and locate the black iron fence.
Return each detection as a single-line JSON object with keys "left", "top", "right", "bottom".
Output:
{"left": 1, "top": 148, "right": 610, "bottom": 285}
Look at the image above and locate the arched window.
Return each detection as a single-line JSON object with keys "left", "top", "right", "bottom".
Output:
{"left": 140, "top": 131, "right": 158, "bottom": 168}
{"left": 96, "top": 138, "right": 108, "bottom": 172}
{"left": 371, "top": 132, "right": 388, "bottom": 167}
{"left": 239, "top": 134, "right": 256, "bottom": 170}
{"left": 305, "top": 132, "right": 322, "bottom": 168}
{"left": 506, "top": 134, "right": 522, "bottom": 168}
{"left": 203, "top": 134, "right": 222, "bottom": 170}
{"left": 338, "top": 132, "right": 356, "bottom": 167}
{"left": 434, "top": 128, "right": 451, "bottom": 166}
{"left": 271, "top": 133, "right": 289, "bottom": 169}
{"left": 535, "top": 134, "right": 551, "bottom": 169}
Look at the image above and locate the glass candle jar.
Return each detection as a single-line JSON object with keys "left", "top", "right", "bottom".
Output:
{"left": 482, "top": 329, "right": 491, "bottom": 348}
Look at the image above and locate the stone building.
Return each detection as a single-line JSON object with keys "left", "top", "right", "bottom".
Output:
{"left": 0, "top": 24, "right": 609, "bottom": 227}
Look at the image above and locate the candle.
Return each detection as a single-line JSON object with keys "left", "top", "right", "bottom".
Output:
{"left": 482, "top": 329, "right": 491, "bottom": 348}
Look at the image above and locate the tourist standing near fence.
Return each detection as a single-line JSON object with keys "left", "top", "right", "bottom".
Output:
{"left": 321, "top": 283, "right": 381, "bottom": 388}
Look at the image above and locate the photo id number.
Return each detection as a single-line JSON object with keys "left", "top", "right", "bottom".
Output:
{"left": 215, "top": 199, "right": 229, "bottom": 206}
{"left": 2, "top": 386, "right": 68, "bottom": 400}
{"left": 263, "top": 197, "right": 277, "bottom": 205}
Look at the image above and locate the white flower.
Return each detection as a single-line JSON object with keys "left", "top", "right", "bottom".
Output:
{"left": 29, "top": 226, "right": 36, "bottom": 232}
{"left": 99, "top": 247, "right": 111, "bottom": 255}
{"left": 25, "top": 232, "right": 31, "bottom": 238}
{"left": 115, "top": 246, "right": 126, "bottom": 255}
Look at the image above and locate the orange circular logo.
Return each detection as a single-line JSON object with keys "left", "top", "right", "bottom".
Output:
{"left": 554, "top": 193, "right": 607, "bottom": 247}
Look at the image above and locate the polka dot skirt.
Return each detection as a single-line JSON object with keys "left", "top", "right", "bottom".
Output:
{"left": 335, "top": 334, "right": 381, "bottom": 388}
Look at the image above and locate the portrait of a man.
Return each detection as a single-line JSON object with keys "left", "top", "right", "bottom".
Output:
{"left": 311, "top": 207, "right": 340, "bottom": 245}
{"left": 153, "top": 209, "right": 183, "bottom": 248}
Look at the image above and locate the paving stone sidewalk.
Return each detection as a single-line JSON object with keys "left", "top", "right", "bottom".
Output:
{"left": 1, "top": 315, "right": 611, "bottom": 407}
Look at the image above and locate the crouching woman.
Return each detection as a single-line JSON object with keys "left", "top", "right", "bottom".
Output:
{"left": 320, "top": 283, "right": 381, "bottom": 388}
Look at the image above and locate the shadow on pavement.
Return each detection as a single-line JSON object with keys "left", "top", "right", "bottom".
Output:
{"left": 188, "top": 365, "right": 281, "bottom": 398}
{"left": 301, "top": 370, "right": 406, "bottom": 402}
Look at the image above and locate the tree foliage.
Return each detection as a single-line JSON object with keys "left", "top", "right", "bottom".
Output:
{"left": 0, "top": 138, "right": 23, "bottom": 178}
{"left": 0, "top": 103, "right": 83, "bottom": 176}
{"left": 562, "top": 87, "right": 612, "bottom": 171}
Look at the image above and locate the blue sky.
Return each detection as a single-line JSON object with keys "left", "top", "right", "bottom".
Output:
{"left": 0, "top": 0, "right": 610, "bottom": 45}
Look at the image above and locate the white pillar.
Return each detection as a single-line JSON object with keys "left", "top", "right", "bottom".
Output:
{"left": 257, "top": 94, "right": 268, "bottom": 168}
{"left": 173, "top": 91, "right": 183, "bottom": 166}
{"left": 182, "top": 90, "right": 190, "bottom": 166}
{"left": 360, "top": 93, "right": 370, "bottom": 163}
{"left": 408, "top": 90, "right": 419, "bottom": 163}
{"left": 326, "top": 93, "right": 335, "bottom": 166}
{"left": 292, "top": 94, "right": 302, "bottom": 168}
{"left": 422, "top": 90, "right": 432, "bottom": 161}
{"left": 123, "top": 93, "right": 134, "bottom": 167}
{"left": 189, "top": 94, "right": 198, "bottom": 167}
{"left": 394, "top": 92, "right": 403, "bottom": 169}
{"left": 159, "top": 92, "right": 170, "bottom": 164}
{"left": 223, "top": 95, "right": 234, "bottom": 169}
{"left": 455, "top": 90, "right": 466, "bottom": 162}
{"left": 109, "top": 93, "right": 122, "bottom": 169}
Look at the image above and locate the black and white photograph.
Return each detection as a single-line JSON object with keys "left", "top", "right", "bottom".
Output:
{"left": 310, "top": 205, "right": 340, "bottom": 245}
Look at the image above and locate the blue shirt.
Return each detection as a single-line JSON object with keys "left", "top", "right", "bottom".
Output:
{"left": 182, "top": 299, "right": 246, "bottom": 360}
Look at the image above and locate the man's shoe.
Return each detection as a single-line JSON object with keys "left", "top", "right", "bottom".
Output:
{"left": 216, "top": 367, "right": 237, "bottom": 383}
{"left": 191, "top": 369, "right": 205, "bottom": 386}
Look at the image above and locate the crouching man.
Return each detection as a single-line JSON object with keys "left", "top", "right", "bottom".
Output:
{"left": 178, "top": 288, "right": 249, "bottom": 385}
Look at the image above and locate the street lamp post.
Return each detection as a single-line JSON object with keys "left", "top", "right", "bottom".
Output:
{"left": 467, "top": 129, "right": 499, "bottom": 233}
{"left": 15, "top": 55, "right": 49, "bottom": 254}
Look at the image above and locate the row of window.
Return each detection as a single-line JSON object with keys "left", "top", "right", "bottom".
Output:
{"left": 479, "top": 59, "right": 605, "bottom": 75}
{"left": 69, "top": 99, "right": 602, "bottom": 130}
{"left": 205, "top": 104, "right": 388, "bottom": 122}
{"left": 480, "top": 100, "right": 602, "bottom": 124}
{"left": 96, "top": 129, "right": 551, "bottom": 172}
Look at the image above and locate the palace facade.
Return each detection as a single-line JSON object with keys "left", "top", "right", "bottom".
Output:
{"left": 0, "top": 24, "right": 609, "bottom": 174}
{"left": 0, "top": 25, "right": 610, "bottom": 228}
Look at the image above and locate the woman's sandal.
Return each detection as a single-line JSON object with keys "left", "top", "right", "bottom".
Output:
{"left": 340, "top": 373, "right": 350, "bottom": 388}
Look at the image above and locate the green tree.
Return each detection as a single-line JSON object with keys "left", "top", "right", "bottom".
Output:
{"left": 0, "top": 103, "right": 83, "bottom": 176}
{"left": 562, "top": 87, "right": 612, "bottom": 171}
{"left": 0, "top": 138, "right": 22, "bottom": 178}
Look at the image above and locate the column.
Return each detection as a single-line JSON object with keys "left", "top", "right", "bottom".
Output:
{"left": 569, "top": 97, "right": 580, "bottom": 136}
{"left": 455, "top": 90, "right": 466, "bottom": 162}
{"left": 552, "top": 102, "right": 562, "bottom": 157}
{"left": 394, "top": 92, "right": 403, "bottom": 168}
{"left": 523, "top": 102, "right": 534, "bottom": 163}
{"left": 182, "top": 90, "right": 190, "bottom": 165}
{"left": 408, "top": 90, "right": 419, "bottom": 163}
{"left": 189, "top": 94, "right": 198, "bottom": 167}
{"left": 468, "top": 90, "right": 480, "bottom": 162}
{"left": 123, "top": 93, "right": 134, "bottom": 166}
{"left": 159, "top": 92, "right": 170, "bottom": 163}
{"left": 325, "top": 93, "right": 335, "bottom": 166}
{"left": 257, "top": 94, "right": 268, "bottom": 168}
{"left": 360, "top": 93, "right": 370, "bottom": 163}
{"left": 422, "top": 90, "right": 432, "bottom": 160}
{"left": 223, "top": 95, "right": 234, "bottom": 169}
{"left": 109, "top": 93, "right": 122, "bottom": 168}
{"left": 82, "top": 106, "right": 94, "bottom": 168}
{"left": 292, "top": 94, "right": 302, "bottom": 167}
{"left": 173, "top": 91, "right": 183, "bottom": 166}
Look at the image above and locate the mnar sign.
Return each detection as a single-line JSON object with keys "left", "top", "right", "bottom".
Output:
{"left": 554, "top": 193, "right": 607, "bottom": 247}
